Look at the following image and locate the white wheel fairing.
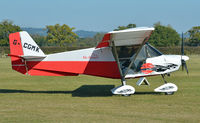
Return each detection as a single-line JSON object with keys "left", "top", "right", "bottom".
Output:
{"left": 111, "top": 85, "right": 135, "bottom": 95}
{"left": 154, "top": 83, "right": 178, "bottom": 93}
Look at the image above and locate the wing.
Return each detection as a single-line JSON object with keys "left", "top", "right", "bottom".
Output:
{"left": 96, "top": 27, "right": 154, "bottom": 48}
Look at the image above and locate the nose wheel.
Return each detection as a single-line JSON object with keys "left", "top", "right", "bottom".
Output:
{"left": 154, "top": 74, "right": 178, "bottom": 95}
{"left": 122, "top": 94, "right": 131, "bottom": 96}
{"left": 165, "top": 92, "right": 174, "bottom": 95}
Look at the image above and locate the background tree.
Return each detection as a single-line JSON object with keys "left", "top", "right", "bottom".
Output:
{"left": 114, "top": 23, "right": 136, "bottom": 31}
{"left": 0, "top": 20, "right": 21, "bottom": 46}
{"left": 93, "top": 32, "right": 105, "bottom": 45}
{"left": 31, "top": 34, "right": 47, "bottom": 47}
{"left": 148, "top": 23, "right": 180, "bottom": 47}
{"left": 73, "top": 32, "right": 105, "bottom": 47}
{"left": 46, "top": 24, "right": 78, "bottom": 46}
{"left": 186, "top": 26, "right": 200, "bottom": 46}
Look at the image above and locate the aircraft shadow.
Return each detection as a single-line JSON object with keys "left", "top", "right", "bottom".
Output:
{"left": 0, "top": 85, "right": 162, "bottom": 97}
{"left": 134, "top": 92, "right": 162, "bottom": 95}
{"left": 0, "top": 85, "right": 114, "bottom": 97}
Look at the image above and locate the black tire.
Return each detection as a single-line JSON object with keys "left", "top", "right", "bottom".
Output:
{"left": 165, "top": 92, "right": 174, "bottom": 95}
{"left": 122, "top": 94, "right": 131, "bottom": 96}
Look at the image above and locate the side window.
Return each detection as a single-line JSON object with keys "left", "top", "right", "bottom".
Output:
{"left": 146, "top": 43, "right": 162, "bottom": 58}
{"left": 132, "top": 45, "right": 147, "bottom": 72}
{"left": 116, "top": 45, "right": 140, "bottom": 71}
{"left": 117, "top": 46, "right": 139, "bottom": 59}
{"left": 133, "top": 44, "right": 162, "bottom": 72}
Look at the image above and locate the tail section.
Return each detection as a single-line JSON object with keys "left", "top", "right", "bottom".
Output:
{"left": 20, "top": 31, "right": 45, "bottom": 57}
{"left": 9, "top": 31, "right": 45, "bottom": 74}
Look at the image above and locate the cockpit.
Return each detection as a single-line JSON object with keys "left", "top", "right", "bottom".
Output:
{"left": 116, "top": 43, "right": 162, "bottom": 74}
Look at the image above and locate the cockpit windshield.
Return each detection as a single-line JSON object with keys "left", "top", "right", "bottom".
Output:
{"left": 116, "top": 43, "right": 162, "bottom": 75}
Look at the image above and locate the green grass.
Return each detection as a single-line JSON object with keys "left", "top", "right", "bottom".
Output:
{"left": 0, "top": 56, "right": 200, "bottom": 123}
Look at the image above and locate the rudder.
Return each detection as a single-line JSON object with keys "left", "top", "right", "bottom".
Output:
{"left": 9, "top": 32, "right": 26, "bottom": 74}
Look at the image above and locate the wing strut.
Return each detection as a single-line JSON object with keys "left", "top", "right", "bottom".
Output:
{"left": 111, "top": 40, "right": 126, "bottom": 85}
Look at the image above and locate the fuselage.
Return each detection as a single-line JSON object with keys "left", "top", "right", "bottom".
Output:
{"left": 24, "top": 47, "right": 120, "bottom": 78}
{"left": 24, "top": 47, "right": 189, "bottom": 79}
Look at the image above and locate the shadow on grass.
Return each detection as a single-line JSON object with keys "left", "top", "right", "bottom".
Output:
{"left": 0, "top": 85, "right": 114, "bottom": 97}
{"left": 0, "top": 85, "right": 163, "bottom": 96}
{"left": 134, "top": 92, "right": 162, "bottom": 95}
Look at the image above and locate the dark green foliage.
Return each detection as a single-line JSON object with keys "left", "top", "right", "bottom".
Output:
{"left": 186, "top": 26, "right": 200, "bottom": 46}
{"left": 76, "top": 37, "right": 94, "bottom": 47}
{"left": 156, "top": 46, "right": 200, "bottom": 55}
{"left": 31, "top": 34, "right": 47, "bottom": 47}
{"left": 40, "top": 46, "right": 89, "bottom": 54}
{"left": 148, "top": 23, "right": 180, "bottom": 47}
{"left": 114, "top": 23, "right": 136, "bottom": 31}
{"left": 46, "top": 24, "right": 78, "bottom": 46}
{"left": 0, "top": 47, "right": 10, "bottom": 57}
{"left": 0, "top": 20, "right": 21, "bottom": 46}
{"left": 73, "top": 33, "right": 105, "bottom": 47}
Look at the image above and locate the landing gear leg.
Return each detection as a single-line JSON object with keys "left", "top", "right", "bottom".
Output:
{"left": 161, "top": 74, "right": 174, "bottom": 95}
{"left": 161, "top": 74, "right": 167, "bottom": 84}
{"left": 121, "top": 78, "right": 126, "bottom": 86}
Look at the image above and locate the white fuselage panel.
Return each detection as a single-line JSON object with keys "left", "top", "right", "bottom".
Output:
{"left": 125, "top": 55, "right": 184, "bottom": 78}
{"left": 28, "top": 47, "right": 115, "bottom": 62}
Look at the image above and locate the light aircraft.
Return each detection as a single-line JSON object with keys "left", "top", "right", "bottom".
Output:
{"left": 8, "top": 27, "right": 189, "bottom": 96}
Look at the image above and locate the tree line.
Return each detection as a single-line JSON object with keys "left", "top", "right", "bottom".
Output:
{"left": 0, "top": 20, "right": 200, "bottom": 47}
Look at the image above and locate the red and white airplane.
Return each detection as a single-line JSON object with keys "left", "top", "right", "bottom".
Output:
{"left": 8, "top": 27, "right": 189, "bottom": 96}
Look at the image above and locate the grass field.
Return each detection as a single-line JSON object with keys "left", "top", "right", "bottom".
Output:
{"left": 0, "top": 56, "right": 200, "bottom": 123}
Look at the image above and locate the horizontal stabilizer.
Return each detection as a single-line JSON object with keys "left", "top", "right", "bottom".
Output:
{"left": 21, "top": 55, "right": 46, "bottom": 59}
{"left": 8, "top": 54, "right": 46, "bottom": 59}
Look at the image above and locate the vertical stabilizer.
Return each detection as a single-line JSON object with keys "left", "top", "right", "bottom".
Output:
{"left": 9, "top": 31, "right": 45, "bottom": 74}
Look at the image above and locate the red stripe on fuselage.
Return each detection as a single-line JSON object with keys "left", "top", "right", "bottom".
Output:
{"left": 26, "top": 61, "right": 121, "bottom": 79}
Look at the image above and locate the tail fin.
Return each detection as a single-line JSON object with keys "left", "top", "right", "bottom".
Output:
{"left": 9, "top": 31, "right": 45, "bottom": 74}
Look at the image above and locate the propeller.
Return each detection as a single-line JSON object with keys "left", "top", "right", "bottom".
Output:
{"left": 181, "top": 32, "right": 189, "bottom": 74}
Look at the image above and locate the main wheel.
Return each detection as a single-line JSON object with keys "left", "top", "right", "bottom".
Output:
{"left": 122, "top": 94, "right": 131, "bottom": 96}
{"left": 165, "top": 92, "right": 174, "bottom": 95}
